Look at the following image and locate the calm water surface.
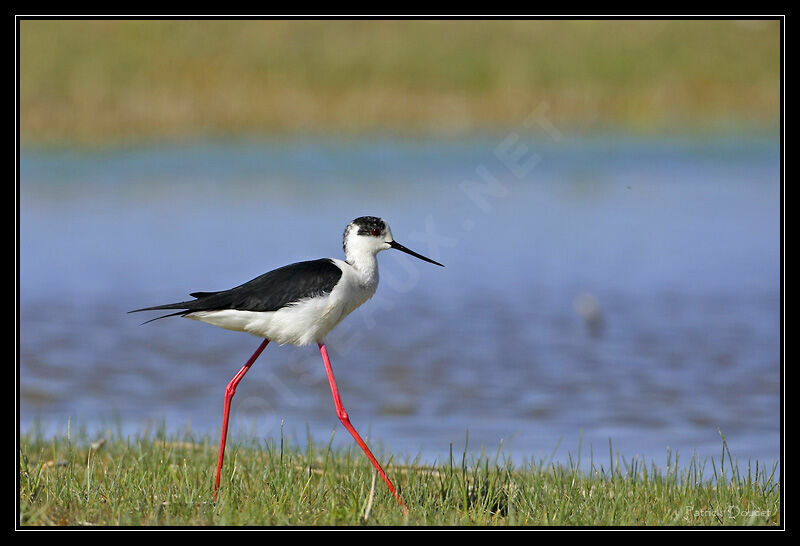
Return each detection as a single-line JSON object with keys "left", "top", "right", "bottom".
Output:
{"left": 20, "top": 134, "right": 780, "bottom": 471}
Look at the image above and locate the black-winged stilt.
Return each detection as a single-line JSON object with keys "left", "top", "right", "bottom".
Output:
{"left": 130, "top": 216, "right": 443, "bottom": 507}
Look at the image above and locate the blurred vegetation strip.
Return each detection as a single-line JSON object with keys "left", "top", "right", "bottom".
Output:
{"left": 20, "top": 20, "right": 779, "bottom": 145}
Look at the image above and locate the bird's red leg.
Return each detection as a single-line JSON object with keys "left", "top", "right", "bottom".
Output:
{"left": 214, "top": 338, "right": 270, "bottom": 499}
{"left": 318, "top": 343, "right": 406, "bottom": 508}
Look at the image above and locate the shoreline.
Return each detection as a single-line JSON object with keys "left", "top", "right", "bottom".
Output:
{"left": 19, "top": 429, "right": 781, "bottom": 526}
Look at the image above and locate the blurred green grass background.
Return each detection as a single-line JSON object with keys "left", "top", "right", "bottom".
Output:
{"left": 20, "top": 19, "right": 780, "bottom": 145}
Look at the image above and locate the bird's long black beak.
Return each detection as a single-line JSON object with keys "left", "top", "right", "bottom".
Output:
{"left": 388, "top": 240, "right": 444, "bottom": 267}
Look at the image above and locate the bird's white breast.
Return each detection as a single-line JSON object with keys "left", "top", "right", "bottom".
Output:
{"left": 186, "top": 259, "right": 378, "bottom": 346}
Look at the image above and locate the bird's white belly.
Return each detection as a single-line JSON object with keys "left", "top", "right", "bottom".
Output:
{"left": 186, "top": 273, "right": 375, "bottom": 346}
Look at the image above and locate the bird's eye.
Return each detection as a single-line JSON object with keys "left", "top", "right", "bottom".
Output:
{"left": 371, "top": 229, "right": 381, "bottom": 236}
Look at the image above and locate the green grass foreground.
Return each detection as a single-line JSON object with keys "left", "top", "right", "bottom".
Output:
{"left": 19, "top": 428, "right": 780, "bottom": 527}
{"left": 20, "top": 20, "right": 779, "bottom": 145}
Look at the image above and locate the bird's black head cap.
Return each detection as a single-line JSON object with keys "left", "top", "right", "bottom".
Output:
{"left": 343, "top": 216, "right": 387, "bottom": 252}
{"left": 352, "top": 216, "right": 386, "bottom": 235}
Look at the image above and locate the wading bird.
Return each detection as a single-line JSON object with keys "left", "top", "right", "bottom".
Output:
{"left": 130, "top": 217, "right": 444, "bottom": 507}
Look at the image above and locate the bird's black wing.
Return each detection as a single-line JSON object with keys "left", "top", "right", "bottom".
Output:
{"left": 130, "top": 259, "right": 343, "bottom": 319}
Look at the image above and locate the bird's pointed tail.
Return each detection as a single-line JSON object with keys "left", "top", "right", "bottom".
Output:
{"left": 129, "top": 299, "right": 199, "bottom": 324}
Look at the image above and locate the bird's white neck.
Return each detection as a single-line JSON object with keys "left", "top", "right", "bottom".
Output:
{"left": 345, "top": 247, "right": 380, "bottom": 284}
{"left": 342, "top": 225, "right": 390, "bottom": 288}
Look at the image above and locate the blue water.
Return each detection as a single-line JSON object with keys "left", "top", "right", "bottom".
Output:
{"left": 19, "top": 134, "right": 780, "bottom": 472}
